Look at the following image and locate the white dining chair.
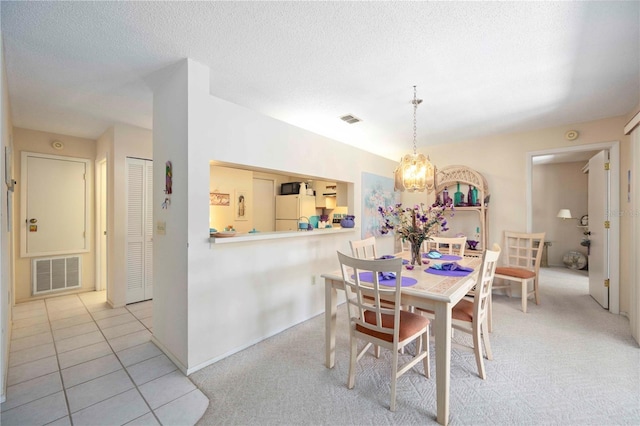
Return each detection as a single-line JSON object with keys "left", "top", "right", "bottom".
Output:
{"left": 337, "top": 251, "right": 431, "bottom": 411}
{"left": 493, "top": 231, "right": 546, "bottom": 314}
{"left": 349, "top": 236, "right": 378, "bottom": 259}
{"left": 418, "top": 244, "right": 500, "bottom": 379}
{"left": 423, "top": 236, "right": 467, "bottom": 257}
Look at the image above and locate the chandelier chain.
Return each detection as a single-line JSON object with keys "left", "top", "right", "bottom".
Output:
{"left": 413, "top": 85, "right": 417, "bottom": 155}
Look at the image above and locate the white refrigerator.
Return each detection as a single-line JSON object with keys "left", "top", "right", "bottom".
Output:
{"left": 275, "top": 195, "right": 316, "bottom": 231}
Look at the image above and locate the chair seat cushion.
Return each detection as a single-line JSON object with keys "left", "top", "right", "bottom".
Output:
{"left": 452, "top": 299, "right": 474, "bottom": 322}
{"left": 495, "top": 267, "right": 536, "bottom": 279}
{"left": 416, "top": 298, "right": 474, "bottom": 323}
{"left": 357, "top": 310, "right": 429, "bottom": 342}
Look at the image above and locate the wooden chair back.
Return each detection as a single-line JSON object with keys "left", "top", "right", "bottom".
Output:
{"left": 502, "top": 231, "right": 545, "bottom": 274}
{"left": 337, "top": 251, "right": 403, "bottom": 340}
{"left": 350, "top": 236, "right": 378, "bottom": 259}
{"left": 424, "top": 236, "right": 467, "bottom": 257}
{"left": 472, "top": 244, "right": 501, "bottom": 325}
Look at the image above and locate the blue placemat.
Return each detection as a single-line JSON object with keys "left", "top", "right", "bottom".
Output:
{"left": 423, "top": 253, "right": 462, "bottom": 261}
{"left": 354, "top": 272, "right": 418, "bottom": 287}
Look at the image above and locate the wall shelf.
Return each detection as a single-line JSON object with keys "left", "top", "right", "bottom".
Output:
{"left": 434, "top": 165, "right": 489, "bottom": 251}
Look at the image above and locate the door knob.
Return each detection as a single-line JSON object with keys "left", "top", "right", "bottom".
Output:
{"left": 29, "top": 218, "right": 38, "bottom": 224}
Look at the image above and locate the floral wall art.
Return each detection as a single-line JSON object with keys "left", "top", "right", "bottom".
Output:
{"left": 361, "top": 172, "right": 400, "bottom": 239}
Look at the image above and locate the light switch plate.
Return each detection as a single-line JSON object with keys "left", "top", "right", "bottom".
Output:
{"left": 157, "top": 221, "right": 166, "bottom": 235}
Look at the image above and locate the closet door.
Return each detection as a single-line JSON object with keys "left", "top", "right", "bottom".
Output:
{"left": 126, "top": 158, "right": 153, "bottom": 304}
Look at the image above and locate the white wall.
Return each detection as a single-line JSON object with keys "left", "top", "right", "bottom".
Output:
{"left": 151, "top": 60, "right": 190, "bottom": 370}
{"left": 152, "top": 59, "right": 397, "bottom": 373}
{"left": 0, "top": 30, "right": 13, "bottom": 404}
{"left": 627, "top": 102, "right": 640, "bottom": 343}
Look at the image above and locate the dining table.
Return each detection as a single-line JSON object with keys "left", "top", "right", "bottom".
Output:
{"left": 322, "top": 252, "right": 482, "bottom": 426}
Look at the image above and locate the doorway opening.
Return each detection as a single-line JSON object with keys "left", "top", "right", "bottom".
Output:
{"left": 526, "top": 141, "right": 620, "bottom": 314}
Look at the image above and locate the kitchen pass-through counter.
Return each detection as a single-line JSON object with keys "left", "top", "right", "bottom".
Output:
{"left": 209, "top": 227, "right": 357, "bottom": 245}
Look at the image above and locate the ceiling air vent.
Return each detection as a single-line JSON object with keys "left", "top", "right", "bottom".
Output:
{"left": 339, "top": 114, "right": 362, "bottom": 124}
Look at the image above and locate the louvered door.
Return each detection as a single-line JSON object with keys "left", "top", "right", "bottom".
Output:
{"left": 126, "top": 158, "right": 153, "bottom": 304}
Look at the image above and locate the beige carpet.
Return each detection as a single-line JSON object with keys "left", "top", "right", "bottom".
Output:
{"left": 191, "top": 267, "right": 639, "bottom": 425}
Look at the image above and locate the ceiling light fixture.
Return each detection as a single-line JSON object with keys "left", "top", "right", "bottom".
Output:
{"left": 394, "top": 85, "right": 435, "bottom": 192}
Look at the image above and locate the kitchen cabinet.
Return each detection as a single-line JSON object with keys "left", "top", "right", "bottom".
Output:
{"left": 313, "top": 181, "right": 337, "bottom": 209}
{"left": 434, "top": 165, "right": 489, "bottom": 253}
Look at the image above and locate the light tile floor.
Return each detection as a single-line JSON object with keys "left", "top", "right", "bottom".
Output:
{"left": 1, "top": 291, "right": 209, "bottom": 425}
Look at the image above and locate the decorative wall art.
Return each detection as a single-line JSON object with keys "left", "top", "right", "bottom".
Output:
{"left": 235, "top": 190, "right": 248, "bottom": 220}
{"left": 162, "top": 160, "right": 172, "bottom": 209}
{"left": 210, "top": 192, "right": 230, "bottom": 206}
{"left": 361, "top": 172, "right": 400, "bottom": 239}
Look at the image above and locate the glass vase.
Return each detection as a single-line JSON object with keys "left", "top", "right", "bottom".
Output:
{"left": 410, "top": 241, "right": 422, "bottom": 266}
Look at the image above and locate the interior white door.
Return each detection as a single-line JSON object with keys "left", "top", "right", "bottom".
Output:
{"left": 253, "top": 178, "right": 275, "bottom": 232}
{"left": 126, "top": 158, "right": 153, "bottom": 304}
{"left": 22, "top": 153, "right": 89, "bottom": 256}
{"left": 588, "top": 150, "right": 609, "bottom": 309}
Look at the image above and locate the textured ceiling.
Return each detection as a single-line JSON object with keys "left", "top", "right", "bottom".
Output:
{"left": 1, "top": 1, "right": 638, "bottom": 160}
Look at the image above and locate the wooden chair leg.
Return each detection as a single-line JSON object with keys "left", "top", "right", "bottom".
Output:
{"left": 422, "top": 328, "right": 431, "bottom": 379}
{"left": 472, "top": 322, "right": 486, "bottom": 380}
{"left": 534, "top": 278, "right": 540, "bottom": 305}
{"left": 481, "top": 319, "right": 493, "bottom": 361}
{"left": 521, "top": 281, "right": 528, "bottom": 313}
{"left": 348, "top": 336, "right": 357, "bottom": 389}
{"left": 390, "top": 348, "right": 399, "bottom": 411}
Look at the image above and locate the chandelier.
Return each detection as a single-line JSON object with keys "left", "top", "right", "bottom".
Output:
{"left": 393, "top": 86, "right": 436, "bottom": 192}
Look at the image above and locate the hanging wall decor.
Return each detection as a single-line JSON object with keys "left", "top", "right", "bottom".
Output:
{"left": 210, "top": 192, "right": 230, "bottom": 206}
{"left": 235, "top": 190, "right": 248, "bottom": 220}
{"left": 165, "top": 161, "right": 172, "bottom": 194}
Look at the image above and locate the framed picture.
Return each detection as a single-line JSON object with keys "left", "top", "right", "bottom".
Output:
{"left": 235, "top": 190, "right": 248, "bottom": 220}
{"left": 210, "top": 192, "right": 230, "bottom": 206}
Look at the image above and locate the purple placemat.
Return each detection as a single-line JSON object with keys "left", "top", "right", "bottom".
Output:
{"left": 424, "top": 268, "right": 473, "bottom": 277}
{"left": 354, "top": 272, "right": 418, "bottom": 287}
{"left": 423, "top": 253, "right": 462, "bottom": 261}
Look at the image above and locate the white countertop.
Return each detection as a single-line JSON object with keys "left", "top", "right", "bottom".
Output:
{"left": 209, "top": 227, "right": 357, "bottom": 244}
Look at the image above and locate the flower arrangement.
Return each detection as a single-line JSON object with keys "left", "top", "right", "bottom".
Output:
{"left": 378, "top": 203, "right": 452, "bottom": 265}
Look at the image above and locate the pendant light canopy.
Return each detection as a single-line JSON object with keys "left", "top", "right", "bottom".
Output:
{"left": 394, "top": 86, "right": 436, "bottom": 192}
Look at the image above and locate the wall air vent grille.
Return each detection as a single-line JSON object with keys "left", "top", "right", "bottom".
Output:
{"left": 33, "top": 256, "right": 81, "bottom": 295}
{"left": 339, "top": 114, "right": 362, "bottom": 124}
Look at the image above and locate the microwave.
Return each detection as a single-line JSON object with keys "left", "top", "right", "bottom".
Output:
{"left": 281, "top": 182, "right": 302, "bottom": 195}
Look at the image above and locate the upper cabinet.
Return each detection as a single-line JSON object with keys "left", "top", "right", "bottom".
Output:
{"left": 313, "top": 181, "right": 337, "bottom": 209}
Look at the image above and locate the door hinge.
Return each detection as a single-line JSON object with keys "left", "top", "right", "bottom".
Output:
{"left": 604, "top": 279, "right": 610, "bottom": 288}
{"left": 604, "top": 162, "right": 610, "bottom": 170}
{"left": 604, "top": 221, "right": 610, "bottom": 229}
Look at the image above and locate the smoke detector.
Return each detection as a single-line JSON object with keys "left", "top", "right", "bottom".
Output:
{"left": 51, "top": 140, "right": 64, "bottom": 150}
{"left": 564, "top": 130, "right": 579, "bottom": 141}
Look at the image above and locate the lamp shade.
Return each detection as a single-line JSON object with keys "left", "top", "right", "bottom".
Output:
{"left": 557, "top": 209, "right": 573, "bottom": 219}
